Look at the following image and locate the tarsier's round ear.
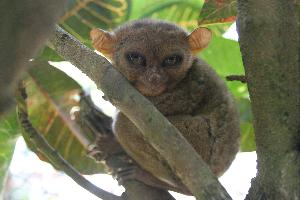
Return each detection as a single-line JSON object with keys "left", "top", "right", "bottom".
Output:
{"left": 188, "top": 27, "right": 212, "bottom": 53}
{"left": 90, "top": 28, "right": 115, "bottom": 58}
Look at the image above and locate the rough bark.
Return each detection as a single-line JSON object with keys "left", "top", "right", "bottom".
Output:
{"left": 0, "top": 0, "right": 67, "bottom": 116}
{"left": 49, "top": 26, "right": 232, "bottom": 200}
{"left": 237, "top": 1, "right": 300, "bottom": 199}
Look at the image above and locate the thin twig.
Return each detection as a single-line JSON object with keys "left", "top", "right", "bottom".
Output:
{"left": 226, "top": 75, "right": 247, "bottom": 83}
{"left": 16, "top": 83, "right": 122, "bottom": 200}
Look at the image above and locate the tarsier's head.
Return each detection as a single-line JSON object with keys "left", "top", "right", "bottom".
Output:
{"left": 90, "top": 19, "right": 211, "bottom": 96}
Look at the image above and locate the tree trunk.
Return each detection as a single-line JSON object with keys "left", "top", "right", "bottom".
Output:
{"left": 237, "top": 0, "right": 300, "bottom": 199}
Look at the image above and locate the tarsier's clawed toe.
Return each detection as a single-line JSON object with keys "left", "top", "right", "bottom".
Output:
{"left": 114, "top": 165, "right": 144, "bottom": 185}
{"left": 87, "top": 144, "right": 106, "bottom": 161}
{"left": 114, "top": 165, "right": 192, "bottom": 194}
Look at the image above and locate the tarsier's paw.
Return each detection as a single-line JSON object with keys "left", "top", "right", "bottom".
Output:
{"left": 79, "top": 93, "right": 112, "bottom": 138}
{"left": 115, "top": 165, "right": 152, "bottom": 185}
{"left": 86, "top": 143, "right": 108, "bottom": 161}
{"left": 114, "top": 165, "right": 191, "bottom": 194}
{"left": 81, "top": 111, "right": 111, "bottom": 138}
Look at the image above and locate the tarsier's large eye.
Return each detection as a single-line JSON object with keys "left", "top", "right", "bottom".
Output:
{"left": 126, "top": 52, "right": 146, "bottom": 66}
{"left": 162, "top": 54, "right": 183, "bottom": 67}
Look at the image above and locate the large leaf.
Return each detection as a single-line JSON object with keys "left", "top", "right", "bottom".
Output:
{"left": 135, "top": 0, "right": 204, "bottom": 30}
{"left": 0, "top": 110, "right": 20, "bottom": 194}
{"left": 198, "top": 0, "right": 237, "bottom": 35}
{"left": 199, "top": 0, "right": 236, "bottom": 25}
{"left": 130, "top": 0, "right": 229, "bottom": 37}
{"left": 22, "top": 61, "right": 105, "bottom": 174}
{"left": 59, "top": 0, "right": 131, "bottom": 45}
{"left": 199, "top": 35, "right": 255, "bottom": 151}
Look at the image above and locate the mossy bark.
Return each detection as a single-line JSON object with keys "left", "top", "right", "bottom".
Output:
{"left": 237, "top": 0, "right": 300, "bottom": 199}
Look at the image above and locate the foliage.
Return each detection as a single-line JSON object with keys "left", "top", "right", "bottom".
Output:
{"left": 1, "top": 0, "right": 255, "bottom": 196}
{"left": 133, "top": 0, "right": 204, "bottom": 30}
{"left": 59, "top": 0, "right": 131, "bottom": 46}
{"left": 21, "top": 61, "right": 105, "bottom": 174}
{"left": 0, "top": 110, "right": 20, "bottom": 193}
{"left": 199, "top": 0, "right": 236, "bottom": 25}
{"left": 199, "top": 0, "right": 236, "bottom": 35}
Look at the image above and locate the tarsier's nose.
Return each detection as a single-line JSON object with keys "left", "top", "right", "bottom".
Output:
{"left": 146, "top": 66, "right": 166, "bottom": 84}
{"left": 148, "top": 73, "right": 163, "bottom": 84}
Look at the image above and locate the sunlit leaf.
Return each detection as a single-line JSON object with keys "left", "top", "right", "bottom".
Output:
{"left": 136, "top": 0, "right": 204, "bottom": 30}
{"left": 60, "top": 0, "right": 131, "bottom": 45}
{"left": 0, "top": 110, "right": 20, "bottom": 193}
{"left": 199, "top": 0, "right": 236, "bottom": 25}
{"left": 22, "top": 61, "right": 105, "bottom": 174}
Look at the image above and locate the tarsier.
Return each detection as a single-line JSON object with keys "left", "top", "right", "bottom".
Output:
{"left": 90, "top": 19, "right": 240, "bottom": 194}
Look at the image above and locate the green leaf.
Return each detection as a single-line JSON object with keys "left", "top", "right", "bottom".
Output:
{"left": 237, "top": 98, "right": 255, "bottom": 152}
{"left": 38, "top": 46, "right": 64, "bottom": 62}
{"left": 199, "top": 0, "right": 237, "bottom": 25}
{"left": 237, "top": 98, "right": 252, "bottom": 123}
{"left": 136, "top": 0, "right": 204, "bottom": 30}
{"left": 240, "top": 122, "right": 256, "bottom": 152}
{"left": 0, "top": 110, "right": 20, "bottom": 194}
{"left": 204, "top": 22, "right": 233, "bottom": 36}
{"left": 60, "top": 0, "right": 131, "bottom": 45}
{"left": 22, "top": 61, "right": 105, "bottom": 174}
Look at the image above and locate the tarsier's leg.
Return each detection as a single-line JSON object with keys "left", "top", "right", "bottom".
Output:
{"left": 167, "top": 115, "right": 213, "bottom": 166}
{"left": 113, "top": 112, "right": 191, "bottom": 194}
{"left": 114, "top": 114, "right": 220, "bottom": 194}
{"left": 114, "top": 112, "right": 239, "bottom": 194}
{"left": 77, "top": 94, "right": 124, "bottom": 161}
{"left": 167, "top": 114, "right": 239, "bottom": 176}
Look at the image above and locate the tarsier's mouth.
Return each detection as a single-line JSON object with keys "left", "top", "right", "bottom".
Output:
{"left": 135, "top": 82, "right": 167, "bottom": 97}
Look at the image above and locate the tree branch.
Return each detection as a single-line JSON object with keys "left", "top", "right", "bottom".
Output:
{"left": 226, "top": 75, "right": 246, "bottom": 83}
{"left": 237, "top": 0, "right": 300, "bottom": 199}
{"left": 49, "top": 25, "right": 231, "bottom": 199}
{"left": 16, "top": 84, "right": 122, "bottom": 200}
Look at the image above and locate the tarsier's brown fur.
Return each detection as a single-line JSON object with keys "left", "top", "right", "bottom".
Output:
{"left": 91, "top": 19, "right": 240, "bottom": 194}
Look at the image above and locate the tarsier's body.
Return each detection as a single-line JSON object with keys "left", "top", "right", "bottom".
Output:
{"left": 91, "top": 19, "right": 240, "bottom": 194}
